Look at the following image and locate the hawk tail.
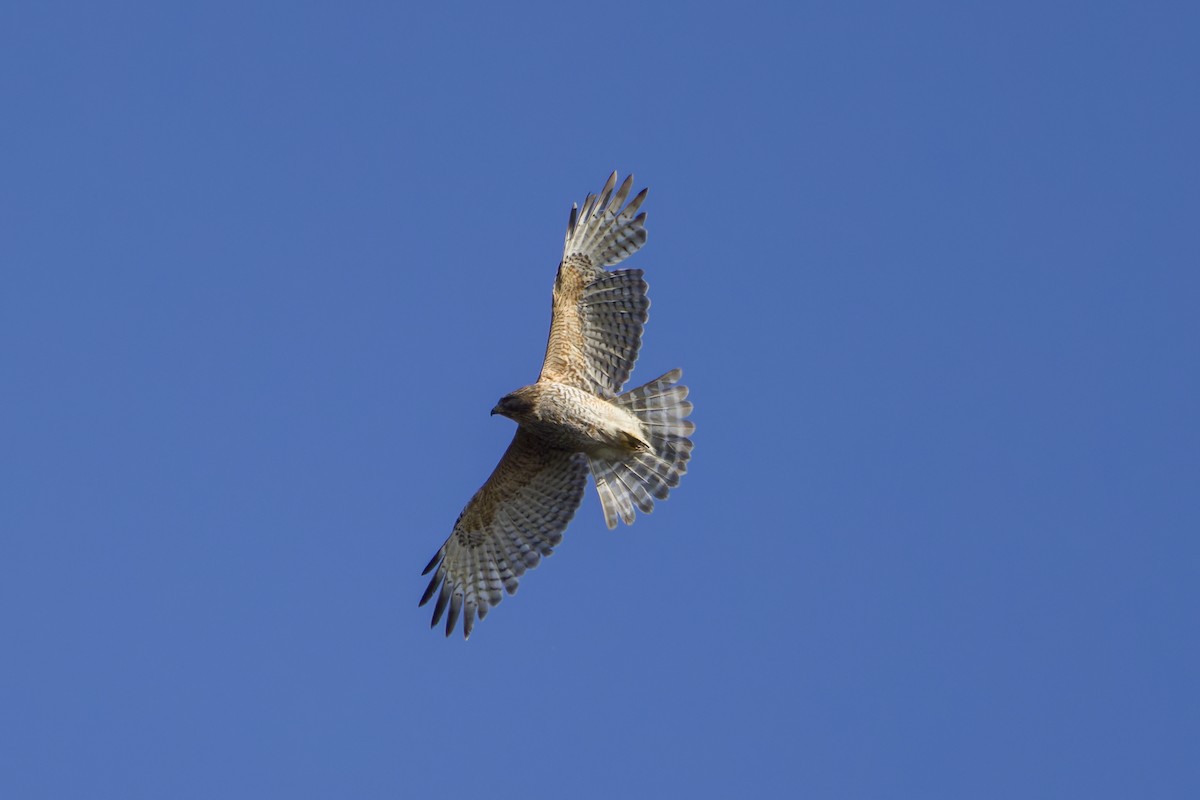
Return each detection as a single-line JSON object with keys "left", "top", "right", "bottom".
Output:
{"left": 589, "top": 369, "right": 695, "bottom": 529}
{"left": 563, "top": 171, "right": 648, "bottom": 268}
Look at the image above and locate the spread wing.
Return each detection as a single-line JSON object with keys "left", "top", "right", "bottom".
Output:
{"left": 419, "top": 428, "right": 589, "bottom": 639}
{"left": 539, "top": 172, "right": 650, "bottom": 398}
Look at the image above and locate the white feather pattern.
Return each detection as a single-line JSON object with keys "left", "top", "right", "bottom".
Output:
{"left": 587, "top": 369, "right": 695, "bottom": 529}
{"left": 420, "top": 432, "right": 588, "bottom": 638}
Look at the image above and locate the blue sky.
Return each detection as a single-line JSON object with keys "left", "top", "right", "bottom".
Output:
{"left": 3, "top": 2, "right": 1197, "bottom": 797}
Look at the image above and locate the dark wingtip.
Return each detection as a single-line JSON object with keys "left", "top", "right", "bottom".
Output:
{"left": 463, "top": 608, "right": 475, "bottom": 640}
{"left": 421, "top": 548, "right": 443, "bottom": 576}
{"left": 445, "top": 594, "right": 462, "bottom": 638}
{"left": 419, "top": 569, "right": 442, "bottom": 607}
{"left": 566, "top": 202, "right": 578, "bottom": 237}
{"left": 430, "top": 582, "right": 450, "bottom": 626}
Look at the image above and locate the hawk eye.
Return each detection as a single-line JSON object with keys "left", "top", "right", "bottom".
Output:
{"left": 503, "top": 395, "right": 531, "bottom": 413}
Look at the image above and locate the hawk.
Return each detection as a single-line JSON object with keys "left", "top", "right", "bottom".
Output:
{"left": 420, "top": 172, "right": 695, "bottom": 638}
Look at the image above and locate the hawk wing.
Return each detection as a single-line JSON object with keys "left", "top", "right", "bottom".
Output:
{"left": 538, "top": 172, "right": 650, "bottom": 398}
{"left": 419, "top": 428, "right": 589, "bottom": 639}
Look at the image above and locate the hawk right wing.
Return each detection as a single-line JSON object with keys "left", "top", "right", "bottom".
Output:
{"left": 538, "top": 172, "right": 650, "bottom": 398}
{"left": 419, "top": 428, "right": 589, "bottom": 639}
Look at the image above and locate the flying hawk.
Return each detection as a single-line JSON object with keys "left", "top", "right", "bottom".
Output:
{"left": 420, "top": 172, "right": 695, "bottom": 638}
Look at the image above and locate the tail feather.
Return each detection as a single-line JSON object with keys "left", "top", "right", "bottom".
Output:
{"left": 588, "top": 369, "right": 695, "bottom": 529}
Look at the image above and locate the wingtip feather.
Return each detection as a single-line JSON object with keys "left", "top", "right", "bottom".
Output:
{"left": 430, "top": 581, "right": 451, "bottom": 626}
{"left": 421, "top": 549, "right": 443, "bottom": 576}
{"left": 445, "top": 591, "right": 463, "bottom": 637}
{"left": 419, "top": 568, "right": 442, "bottom": 606}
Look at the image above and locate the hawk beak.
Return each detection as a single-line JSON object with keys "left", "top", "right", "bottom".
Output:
{"left": 490, "top": 405, "right": 501, "bottom": 416}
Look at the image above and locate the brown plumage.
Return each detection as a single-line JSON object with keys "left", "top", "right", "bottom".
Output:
{"left": 420, "top": 172, "right": 695, "bottom": 639}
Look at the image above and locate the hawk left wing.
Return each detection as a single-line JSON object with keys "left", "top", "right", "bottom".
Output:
{"left": 419, "top": 428, "right": 589, "bottom": 638}
{"left": 539, "top": 172, "right": 650, "bottom": 398}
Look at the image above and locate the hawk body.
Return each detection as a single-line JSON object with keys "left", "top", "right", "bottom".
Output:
{"left": 420, "top": 173, "right": 694, "bottom": 638}
{"left": 497, "top": 381, "right": 650, "bottom": 456}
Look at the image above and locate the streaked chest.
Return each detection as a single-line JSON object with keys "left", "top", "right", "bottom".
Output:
{"left": 524, "top": 382, "right": 642, "bottom": 453}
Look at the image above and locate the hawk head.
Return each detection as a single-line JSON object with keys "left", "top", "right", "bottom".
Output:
{"left": 491, "top": 392, "right": 534, "bottom": 421}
